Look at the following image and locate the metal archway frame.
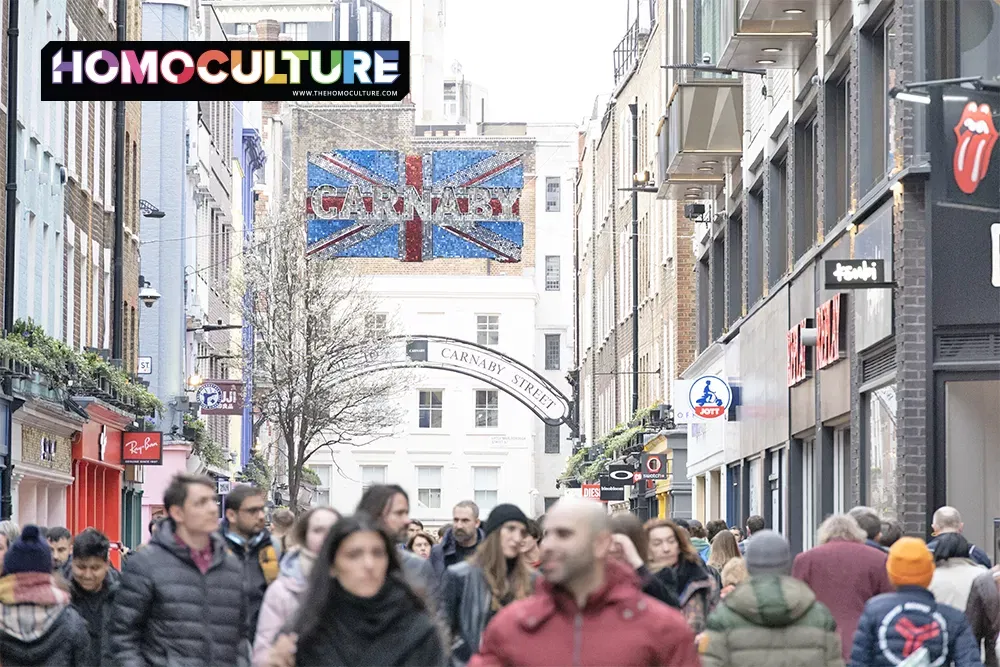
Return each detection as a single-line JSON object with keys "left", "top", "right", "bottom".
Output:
{"left": 333, "top": 335, "right": 575, "bottom": 428}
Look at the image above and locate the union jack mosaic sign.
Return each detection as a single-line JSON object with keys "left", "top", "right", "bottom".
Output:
{"left": 305, "top": 149, "right": 525, "bottom": 262}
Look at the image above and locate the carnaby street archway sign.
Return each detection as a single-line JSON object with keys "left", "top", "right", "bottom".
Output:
{"left": 332, "top": 335, "right": 573, "bottom": 426}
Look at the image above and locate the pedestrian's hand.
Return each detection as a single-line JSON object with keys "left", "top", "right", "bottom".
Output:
{"left": 611, "top": 534, "right": 645, "bottom": 569}
{"left": 267, "top": 633, "right": 297, "bottom": 667}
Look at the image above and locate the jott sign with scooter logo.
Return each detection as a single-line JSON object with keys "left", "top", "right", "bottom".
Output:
{"left": 688, "top": 375, "right": 732, "bottom": 420}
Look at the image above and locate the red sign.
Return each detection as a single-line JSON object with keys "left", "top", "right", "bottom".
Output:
{"left": 582, "top": 484, "right": 601, "bottom": 501}
{"left": 786, "top": 318, "right": 812, "bottom": 387}
{"left": 816, "top": 294, "right": 846, "bottom": 370}
{"left": 122, "top": 431, "right": 163, "bottom": 465}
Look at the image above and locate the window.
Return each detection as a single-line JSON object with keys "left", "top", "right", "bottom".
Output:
{"left": 869, "top": 17, "right": 896, "bottom": 187}
{"left": 801, "top": 439, "right": 818, "bottom": 550}
{"left": 545, "top": 176, "right": 561, "bottom": 212}
{"left": 475, "top": 390, "right": 498, "bottom": 428}
{"left": 696, "top": 255, "right": 709, "bottom": 352}
{"left": 865, "top": 385, "right": 897, "bottom": 519}
{"left": 832, "top": 428, "right": 849, "bottom": 515}
{"left": 366, "top": 312, "right": 388, "bottom": 338}
{"left": 311, "top": 465, "right": 332, "bottom": 506}
{"left": 234, "top": 23, "right": 253, "bottom": 36}
{"left": 545, "top": 256, "right": 560, "bottom": 291}
{"left": 544, "top": 423, "right": 560, "bottom": 454}
{"left": 727, "top": 214, "right": 744, "bottom": 326}
{"left": 544, "top": 334, "right": 561, "bottom": 370}
{"left": 360, "top": 465, "right": 387, "bottom": 490}
{"left": 827, "top": 73, "right": 851, "bottom": 225}
{"left": 416, "top": 466, "right": 442, "bottom": 509}
{"left": 768, "top": 155, "right": 788, "bottom": 287}
{"left": 794, "top": 116, "right": 817, "bottom": 261}
{"left": 418, "top": 390, "right": 442, "bottom": 428}
{"left": 282, "top": 22, "right": 308, "bottom": 40}
{"left": 473, "top": 467, "right": 499, "bottom": 513}
{"left": 476, "top": 315, "right": 499, "bottom": 346}
{"left": 711, "top": 234, "right": 724, "bottom": 340}
{"left": 747, "top": 186, "right": 764, "bottom": 305}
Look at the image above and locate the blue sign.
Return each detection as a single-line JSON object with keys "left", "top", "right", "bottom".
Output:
{"left": 688, "top": 375, "right": 732, "bottom": 421}
{"left": 196, "top": 383, "right": 224, "bottom": 411}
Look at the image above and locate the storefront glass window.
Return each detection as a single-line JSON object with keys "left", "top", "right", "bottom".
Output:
{"left": 866, "top": 385, "right": 898, "bottom": 519}
{"left": 748, "top": 458, "right": 762, "bottom": 517}
{"left": 959, "top": 1, "right": 1000, "bottom": 80}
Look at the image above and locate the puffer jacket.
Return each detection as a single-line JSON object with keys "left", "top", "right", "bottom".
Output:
{"left": 0, "top": 572, "right": 90, "bottom": 666}
{"left": 252, "top": 548, "right": 314, "bottom": 667}
{"left": 966, "top": 567, "right": 1000, "bottom": 667}
{"left": 849, "top": 586, "right": 982, "bottom": 667}
{"left": 699, "top": 574, "right": 843, "bottom": 667}
{"left": 108, "top": 520, "right": 247, "bottom": 667}
{"left": 222, "top": 521, "right": 281, "bottom": 638}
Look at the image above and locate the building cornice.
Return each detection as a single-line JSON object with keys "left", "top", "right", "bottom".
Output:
{"left": 13, "top": 398, "right": 87, "bottom": 436}
{"left": 11, "top": 463, "right": 76, "bottom": 486}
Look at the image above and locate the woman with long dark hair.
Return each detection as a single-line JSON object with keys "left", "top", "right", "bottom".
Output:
{"left": 645, "top": 518, "right": 719, "bottom": 634}
{"left": 439, "top": 504, "right": 534, "bottom": 667}
{"left": 608, "top": 513, "right": 680, "bottom": 608}
{"left": 281, "top": 513, "right": 447, "bottom": 667}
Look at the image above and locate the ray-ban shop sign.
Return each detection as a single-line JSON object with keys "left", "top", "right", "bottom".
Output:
{"left": 824, "top": 259, "right": 891, "bottom": 289}
{"left": 122, "top": 431, "right": 163, "bottom": 465}
{"left": 40, "top": 41, "right": 410, "bottom": 101}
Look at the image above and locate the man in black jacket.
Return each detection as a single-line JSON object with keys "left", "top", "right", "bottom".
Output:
{"left": 221, "top": 484, "right": 280, "bottom": 641}
{"left": 429, "top": 500, "right": 485, "bottom": 581}
{"left": 109, "top": 473, "right": 246, "bottom": 667}
{"left": 67, "top": 528, "right": 121, "bottom": 666}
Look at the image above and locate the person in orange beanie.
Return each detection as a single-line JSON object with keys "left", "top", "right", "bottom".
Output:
{"left": 849, "top": 536, "right": 983, "bottom": 667}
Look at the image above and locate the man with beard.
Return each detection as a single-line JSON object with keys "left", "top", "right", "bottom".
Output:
{"left": 469, "top": 497, "right": 699, "bottom": 667}
{"left": 357, "top": 484, "right": 437, "bottom": 603}
{"left": 430, "top": 500, "right": 485, "bottom": 581}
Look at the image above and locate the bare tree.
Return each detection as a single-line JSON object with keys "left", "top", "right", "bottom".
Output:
{"left": 242, "top": 205, "right": 409, "bottom": 512}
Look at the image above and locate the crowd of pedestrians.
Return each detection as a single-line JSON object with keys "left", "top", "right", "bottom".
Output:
{"left": 0, "top": 474, "right": 998, "bottom": 666}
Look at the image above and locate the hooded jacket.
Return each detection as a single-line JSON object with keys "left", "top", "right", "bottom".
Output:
{"left": 929, "top": 534, "right": 989, "bottom": 611}
{"left": 850, "top": 585, "right": 982, "bottom": 667}
{"left": 691, "top": 537, "right": 712, "bottom": 563}
{"left": 468, "top": 559, "right": 700, "bottom": 667}
{"left": 699, "top": 574, "right": 843, "bottom": 667}
{"left": 252, "top": 548, "right": 314, "bottom": 667}
{"left": 68, "top": 565, "right": 122, "bottom": 666}
{"left": 108, "top": 520, "right": 247, "bottom": 667}
{"left": 0, "top": 572, "right": 90, "bottom": 666}
{"left": 928, "top": 536, "right": 993, "bottom": 570}
{"left": 222, "top": 519, "right": 281, "bottom": 638}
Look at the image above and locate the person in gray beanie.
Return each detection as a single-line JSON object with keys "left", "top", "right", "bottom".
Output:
{"left": 698, "top": 530, "right": 844, "bottom": 667}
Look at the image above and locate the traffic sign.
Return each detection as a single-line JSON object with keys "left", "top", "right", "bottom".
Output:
{"left": 137, "top": 356, "right": 152, "bottom": 375}
{"left": 688, "top": 375, "right": 732, "bottom": 420}
{"left": 217, "top": 480, "right": 231, "bottom": 495}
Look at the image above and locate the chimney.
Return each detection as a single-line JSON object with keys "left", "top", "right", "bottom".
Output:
{"left": 256, "top": 20, "right": 280, "bottom": 41}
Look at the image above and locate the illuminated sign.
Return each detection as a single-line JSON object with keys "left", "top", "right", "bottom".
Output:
{"left": 816, "top": 294, "right": 847, "bottom": 370}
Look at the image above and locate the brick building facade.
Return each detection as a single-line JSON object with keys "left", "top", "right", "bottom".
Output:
{"left": 63, "top": 0, "right": 142, "bottom": 372}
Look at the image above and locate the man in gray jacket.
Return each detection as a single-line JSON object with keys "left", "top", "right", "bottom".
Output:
{"left": 357, "top": 484, "right": 437, "bottom": 603}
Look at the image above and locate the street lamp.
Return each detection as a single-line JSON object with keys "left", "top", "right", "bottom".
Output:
{"left": 139, "top": 199, "right": 166, "bottom": 219}
{"left": 138, "top": 275, "right": 161, "bottom": 308}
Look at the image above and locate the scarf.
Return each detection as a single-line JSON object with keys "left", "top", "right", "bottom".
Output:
{"left": 0, "top": 573, "right": 71, "bottom": 643}
{"left": 299, "top": 576, "right": 438, "bottom": 666}
{"left": 932, "top": 533, "right": 974, "bottom": 562}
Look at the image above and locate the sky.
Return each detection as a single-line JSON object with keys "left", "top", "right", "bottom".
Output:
{"left": 444, "top": 0, "right": 631, "bottom": 125}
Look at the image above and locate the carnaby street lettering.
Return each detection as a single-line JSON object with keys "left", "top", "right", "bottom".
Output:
{"left": 511, "top": 373, "right": 557, "bottom": 411}
{"left": 308, "top": 184, "right": 522, "bottom": 222}
{"left": 438, "top": 346, "right": 558, "bottom": 412}
{"left": 440, "top": 347, "right": 507, "bottom": 376}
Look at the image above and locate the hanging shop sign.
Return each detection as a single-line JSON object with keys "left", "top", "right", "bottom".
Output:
{"left": 599, "top": 476, "right": 625, "bottom": 502}
{"left": 787, "top": 319, "right": 813, "bottom": 387}
{"left": 582, "top": 484, "right": 601, "bottom": 501}
{"left": 823, "top": 259, "right": 892, "bottom": 289}
{"left": 641, "top": 453, "right": 667, "bottom": 480}
{"left": 816, "top": 294, "right": 847, "bottom": 370}
{"left": 196, "top": 380, "right": 245, "bottom": 415}
{"left": 934, "top": 86, "right": 999, "bottom": 206}
{"left": 122, "top": 431, "right": 163, "bottom": 465}
{"left": 607, "top": 464, "right": 633, "bottom": 486}
{"left": 687, "top": 375, "right": 732, "bottom": 420}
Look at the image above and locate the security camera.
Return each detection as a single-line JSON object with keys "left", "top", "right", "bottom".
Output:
{"left": 702, "top": 53, "right": 712, "bottom": 65}
{"left": 139, "top": 285, "right": 162, "bottom": 308}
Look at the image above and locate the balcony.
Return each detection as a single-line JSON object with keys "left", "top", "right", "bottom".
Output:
{"left": 716, "top": 0, "right": 830, "bottom": 70}
{"left": 657, "top": 79, "right": 743, "bottom": 201}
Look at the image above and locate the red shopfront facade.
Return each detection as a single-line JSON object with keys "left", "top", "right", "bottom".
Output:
{"left": 68, "top": 399, "right": 129, "bottom": 568}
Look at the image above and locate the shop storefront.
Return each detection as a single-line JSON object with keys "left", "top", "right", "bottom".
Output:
{"left": 140, "top": 441, "right": 192, "bottom": 543}
{"left": 9, "top": 380, "right": 86, "bottom": 527}
{"left": 122, "top": 466, "right": 145, "bottom": 549}
{"left": 68, "top": 399, "right": 129, "bottom": 568}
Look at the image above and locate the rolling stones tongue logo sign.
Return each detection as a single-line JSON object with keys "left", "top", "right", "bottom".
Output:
{"left": 953, "top": 100, "right": 998, "bottom": 195}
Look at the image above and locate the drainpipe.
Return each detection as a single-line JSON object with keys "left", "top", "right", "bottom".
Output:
{"left": 1, "top": 0, "right": 20, "bottom": 520}
{"left": 629, "top": 101, "right": 639, "bottom": 416}
{"left": 111, "top": 0, "right": 127, "bottom": 363}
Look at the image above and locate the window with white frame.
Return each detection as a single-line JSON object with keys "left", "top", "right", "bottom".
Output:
{"left": 366, "top": 312, "right": 388, "bottom": 338}
{"left": 545, "top": 256, "right": 560, "bottom": 291}
{"left": 282, "top": 22, "right": 308, "bottom": 40}
{"left": 416, "top": 466, "right": 442, "bottom": 509}
{"left": 473, "top": 467, "right": 499, "bottom": 512}
{"left": 360, "top": 465, "right": 387, "bottom": 490}
{"left": 418, "top": 390, "right": 443, "bottom": 428}
{"left": 544, "top": 334, "right": 561, "bottom": 370}
{"left": 312, "top": 465, "right": 332, "bottom": 506}
{"left": 476, "top": 314, "right": 499, "bottom": 347}
{"left": 833, "top": 428, "right": 849, "bottom": 515}
{"left": 234, "top": 23, "right": 253, "bottom": 36}
{"left": 544, "top": 423, "right": 560, "bottom": 454}
{"left": 475, "top": 390, "right": 498, "bottom": 428}
{"left": 545, "top": 177, "right": 561, "bottom": 212}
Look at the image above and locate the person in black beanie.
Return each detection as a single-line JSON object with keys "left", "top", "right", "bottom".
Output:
{"left": 438, "top": 504, "right": 537, "bottom": 667}
{"left": 0, "top": 524, "right": 90, "bottom": 665}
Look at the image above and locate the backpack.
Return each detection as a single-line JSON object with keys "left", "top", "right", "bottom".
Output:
{"left": 257, "top": 536, "right": 282, "bottom": 585}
